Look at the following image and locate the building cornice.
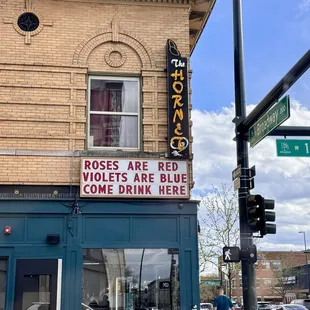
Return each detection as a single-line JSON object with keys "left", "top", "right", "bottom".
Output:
{"left": 52, "top": 0, "right": 191, "bottom": 6}
{"left": 189, "top": 0, "right": 216, "bottom": 54}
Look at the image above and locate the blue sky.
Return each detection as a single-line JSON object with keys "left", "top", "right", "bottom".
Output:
{"left": 191, "top": 0, "right": 310, "bottom": 251}
{"left": 191, "top": 0, "right": 310, "bottom": 112}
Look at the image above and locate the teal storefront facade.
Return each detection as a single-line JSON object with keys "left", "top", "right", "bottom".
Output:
{"left": 0, "top": 197, "right": 200, "bottom": 310}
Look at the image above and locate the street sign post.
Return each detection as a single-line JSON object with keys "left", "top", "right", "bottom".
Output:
{"left": 249, "top": 95, "right": 290, "bottom": 147}
{"left": 276, "top": 139, "right": 310, "bottom": 157}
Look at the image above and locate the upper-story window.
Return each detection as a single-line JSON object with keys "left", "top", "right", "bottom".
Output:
{"left": 231, "top": 279, "right": 236, "bottom": 289}
{"left": 271, "top": 261, "right": 281, "bottom": 270}
{"left": 263, "top": 278, "right": 272, "bottom": 286}
{"left": 88, "top": 76, "right": 140, "bottom": 150}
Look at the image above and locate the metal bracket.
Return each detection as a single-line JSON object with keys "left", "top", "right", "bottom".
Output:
{"left": 232, "top": 115, "right": 246, "bottom": 127}
{"left": 240, "top": 245, "right": 257, "bottom": 263}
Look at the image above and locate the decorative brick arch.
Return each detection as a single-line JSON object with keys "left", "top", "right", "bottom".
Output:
{"left": 72, "top": 28, "right": 156, "bottom": 69}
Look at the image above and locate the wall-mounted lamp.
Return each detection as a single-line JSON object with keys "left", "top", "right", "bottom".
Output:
{"left": 4, "top": 226, "right": 11, "bottom": 235}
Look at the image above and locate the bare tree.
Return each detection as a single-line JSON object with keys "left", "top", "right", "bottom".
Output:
{"left": 199, "top": 277, "right": 219, "bottom": 303}
{"left": 198, "top": 184, "right": 239, "bottom": 298}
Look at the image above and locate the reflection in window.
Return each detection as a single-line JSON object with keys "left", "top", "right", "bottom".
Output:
{"left": 0, "top": 259, "right": 7, "bottom": 310}
{"left": 22, "top": 274, "right": 50, "bottom": 310}
{"left": 82, "top": 249, "right": 180, "bottom": 310}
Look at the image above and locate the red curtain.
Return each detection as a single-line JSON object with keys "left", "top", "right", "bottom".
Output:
{"left": 90, "top": 89, "right": 112, "bottom": 146}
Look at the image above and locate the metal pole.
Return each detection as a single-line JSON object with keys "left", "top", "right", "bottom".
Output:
{"left": 139, "top": 248, "right": 145, "bottom": 309}
{"left": 220, "top": 267, "right": 223, "bottom": 286}
{"left": 300, "top": 231, "right": 310, "bottom": 296}
{"left": 270, "top": 126, "right": 310, "bottom": 137}
{"left": 239, "top": 49, "right": 310, "bottom": 133}
{"left": 232, "top": 1, "right": 257, "bottom": 309}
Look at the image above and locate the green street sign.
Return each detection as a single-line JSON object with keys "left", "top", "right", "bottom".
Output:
{"left": 276, "top": 139, "right": 310, "bottom": 157}
{"left": 205, "top": 281, "right": 221, "bottom": 286}
{"left": 249, "top": 95, "right": 290, "bottom": 147}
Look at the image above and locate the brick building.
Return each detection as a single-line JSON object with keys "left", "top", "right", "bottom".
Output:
{"left": 0, "top": 0, "right": 215, "bottom": 309}
{"left": 228, "top": 251, "right": 308, "bottom": 305}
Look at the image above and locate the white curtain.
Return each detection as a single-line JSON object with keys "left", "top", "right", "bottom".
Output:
{"left": 119, "top": 82, "right": 138, "bottom": 147}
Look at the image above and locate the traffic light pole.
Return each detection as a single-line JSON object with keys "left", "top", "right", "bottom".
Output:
{"left": 232, "top": 1, "right": 257, "bottom": 309}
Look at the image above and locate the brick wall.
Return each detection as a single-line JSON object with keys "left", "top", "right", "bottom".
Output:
{"left": 0, "top": 0, "right": 193, "bottom": 187}
{"left": 230, "top": 251, "right": 307, "bottom": 303}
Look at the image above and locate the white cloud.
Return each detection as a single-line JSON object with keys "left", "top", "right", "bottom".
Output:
{"left": 299, "top": 0, "right": 310, "bottom": 14}
{"left": 192, "top": 99, "right": 310, "bottom": 251}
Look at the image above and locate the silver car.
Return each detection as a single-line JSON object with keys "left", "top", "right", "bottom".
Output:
{"left": 283, "top": 304, "right": 309, "bottom": 310}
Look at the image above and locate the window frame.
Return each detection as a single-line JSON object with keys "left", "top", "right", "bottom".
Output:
{"left": 87, "top": 75, "right": 141, "bottom": 151}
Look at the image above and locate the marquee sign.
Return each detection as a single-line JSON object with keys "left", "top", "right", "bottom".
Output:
{"left": 167, "top": 39, "right": 190, "bottom": 159}
{"left": 80, "top": 158, "right": 189, "bottom": 198}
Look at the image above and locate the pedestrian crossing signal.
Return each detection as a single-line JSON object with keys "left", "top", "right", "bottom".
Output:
{"left": 223, "top": 246, "right": 240, "bottom": 263}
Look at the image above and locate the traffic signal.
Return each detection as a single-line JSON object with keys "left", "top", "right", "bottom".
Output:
{"left": 246, "top": 194, "right": 276, "bottom": 237}
{"left": 247, "top": 194, "right": 263, "bottom": 233}
{"left": 262, "top": 198, "right": 276, "bottom": 236}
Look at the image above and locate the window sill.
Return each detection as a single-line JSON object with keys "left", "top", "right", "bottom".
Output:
{"left": 87, "top": 147, "right": 140, "bottom": 152}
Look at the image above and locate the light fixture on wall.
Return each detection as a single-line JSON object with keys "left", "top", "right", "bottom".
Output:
{"left": 4, "top": 226, "right": 12, "bottom": 235}
{"left": 46, "top": 234, "right": 60, "bottom": 245}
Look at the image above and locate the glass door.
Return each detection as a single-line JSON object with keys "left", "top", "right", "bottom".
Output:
{"left": 14, "top": 259, "right": 62, "bottom": 310}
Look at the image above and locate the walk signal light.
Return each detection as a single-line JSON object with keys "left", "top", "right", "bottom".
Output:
{"left": 246, "top": 194, "right": 276, "bottom": 237}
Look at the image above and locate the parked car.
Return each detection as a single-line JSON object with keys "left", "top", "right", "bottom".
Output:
{"left": 200, "top": 303, "right": 213, "bottom": 309}
{"left": 282, "top": 304, "right": 308, "bottom": 310}
{"left": 291, "top": 300, "right": 310, "bottom": 310}
{"left": 272, "top": 305, "right": 288, "bottom": 310}
{"left": 232, "top": 301, "right": 242, "bottom": 309}
{"left": 258, "top": 301, "right": 274, "bottom": 310}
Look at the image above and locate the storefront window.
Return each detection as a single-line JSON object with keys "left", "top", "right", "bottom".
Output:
{"left": 82, "top": 249, "right": 180, "bottom": 310}
{"left": 0, "top": 259, "right": 7, "bottom": 310}
{"left": 22, "top": 274, "right": 50, "bottom": 309}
